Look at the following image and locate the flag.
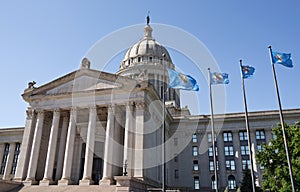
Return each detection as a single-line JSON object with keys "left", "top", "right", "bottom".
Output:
{"left": 271, "top": 51, "right": 293, "bottom": 68}
{"left": 241, "top": 65, "right": 255, "bottom": 79}
{"left": 168, "top": 68, "right": 199, "bottom": 91}
{"left": 210, "top": 72, "right": 229, "bottom": 84}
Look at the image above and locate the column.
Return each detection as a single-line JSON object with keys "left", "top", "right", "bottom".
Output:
{"left": 14, "top": 108, "right": 36, "bottom": 181}
{"left": 40, "top": 109, "right": 60, "bottom": 186}
{"left": 2, "top": 143, "right": 16, "bottom": 180}
{"left": 112, "top": 107, "right": 123, "bottom": 177}
{"left": 123, "top": 102, "right": 135, "bottom": 176}
{"left": 134, "top": 102, "right": 145, "bottom": 178}
{"left": 0, "top": 143, "right": 5, "bottom": 171}
{"left": 100, "top": 105, "right": 115, "bottom": 185}
{"left": 80, "top": 106, "right": 97, "bottom": 186}
{"left": 55, "top": 115, "right": 69, "bottom": 181}
{"left": 58, "top": 108, "right": 77, "bottom": 186}
{"left": 24, "top": 110, "right": 45, "bottom": 185}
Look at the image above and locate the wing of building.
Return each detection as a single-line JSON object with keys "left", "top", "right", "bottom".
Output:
{"left": 0, "top": 22, "right": 299, "bottom": 192}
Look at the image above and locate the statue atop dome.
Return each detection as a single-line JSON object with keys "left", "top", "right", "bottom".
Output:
{"left": 146, "top": 11, "right": 150, "bottom": 25}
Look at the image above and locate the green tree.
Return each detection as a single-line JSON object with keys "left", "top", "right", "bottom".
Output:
{"left": 256, "top": 122, "right": 300, "bottom": 192}
{"left": 240, "top": 169, "right": 253, "bottom": 192}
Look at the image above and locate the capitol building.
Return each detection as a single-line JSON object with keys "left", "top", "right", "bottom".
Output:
{"left": 0, "top": 21, "right": 299, "bottom": 192}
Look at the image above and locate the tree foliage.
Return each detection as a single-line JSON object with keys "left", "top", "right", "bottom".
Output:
{"left": 240, "top": 169, "right": 253, "bottom": 192}
{"left": 256, "top": 122, "right": 300, "bottom": 192}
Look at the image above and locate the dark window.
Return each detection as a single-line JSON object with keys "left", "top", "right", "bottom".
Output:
{"left": 242, "top": 159, "right": 251, "bottom": 170}
{"left": 193, "top": 160, "right": 199, "bottom": 171}
{"left": 225, "top": 160, "right": 236, "bottom": 171}
{"left": 240, "top": 145, "right": 249, "bottom": 155}
{"left": 208, "top": 147, "right": 218, "bottom": 157}
{"left": 224, "top": 146, "right": 234, "bottom": 156}
{"left": 223, "top": 132, "right": 233, "bottom": 142}
{"left": 239, "top": 131, "right": 248, "bottom": 141}
{"left": 228, "top": 175, "right": 236, "bottom": 189}
{"left": 256, "top": 130, "right": 265, "bottom": 140}
{"left": 194, "top": 176, "right": 200, "bottom": 189}
{"left": 11, "top": 143, "right": 21, "bottom": 174}
{"left": 0, "top": 143, "right": 10, "bottom": 174}
{"left": 193, "top": 146, "right": 198, "bottom": 156}
{"left": 209, "top": 160, "right": 219, "bottom": 171}
{"left": 192, "top": 134, "right": 197, "bottom": 143}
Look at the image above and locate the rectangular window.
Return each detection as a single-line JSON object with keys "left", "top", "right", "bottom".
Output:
{"left": 0, "top": 143, "right": 10, "bottom": 174}
{"left": 208, "top": 147, "right": 218, "bottom": 157}
{"left": 223, "top": 132, "right": 233, "bottom": 142}
{"left": 11, "top": 143, "right": 21, "bottom": 174}
{"left": 209, "top": 161, "right": 219, "bottom": 171}
{"left": 239, "top": 131, "right": 248, "bottom": 141}
{"left": 208, "top": 133, "right": 212, "bottom": 143}
{"left": 224, "top": 146, "right": 234, "bottom": 156}
{"left": 212, "top": 179, "right": 216, "bottom": 190}
{"left": 193, "top": 160, "right": 199, "bottom": 171}
{"left": 192, "top": 134, "right": 197, "bottom": 143}
{"left": 225, "top": 160, "right": 236, "bottom": 171}
{"left": 242, "top": 159, "right": 251, "bottom": 170}
{"left": 193, "top": 146, "right": 198, "bottom": 156}
{"left": 174, "top": 169, "right": 179, "bottom": 179}
{"left": 257, "top": 145, "right": 263, "bottom": 152}
{"left": 256, "top": 130, "right": 265, "bottom": 140}
{"left": 240, "top": 145, "right": 249, "bottom": 155}
{"left": 194, "top": 176, "right": 200, "bottom": 190}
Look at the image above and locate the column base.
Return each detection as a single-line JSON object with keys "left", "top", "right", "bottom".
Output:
{"left": 99, "top": 177, "right": 113, "bottom": 185}
{"left": 39, "top": 179, "right": 55, "bottom": 186}
{"left": 58, "top": 178, "right": 72, "bottom": 186}
{"left": 23, "top": 178, "right": 38, "bottom": 186}
{"left": 79, "top": 178, "right": 94, "bottom": 186}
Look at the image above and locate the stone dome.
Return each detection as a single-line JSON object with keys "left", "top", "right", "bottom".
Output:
{"left": 120, "top": 24, "right": 173, "bottom": 70}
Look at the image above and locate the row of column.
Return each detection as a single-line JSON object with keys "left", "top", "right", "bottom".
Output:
{"left": 18, "top": 102, "right": 145, "bottom": 186}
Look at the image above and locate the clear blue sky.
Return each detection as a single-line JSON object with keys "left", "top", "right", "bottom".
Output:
{"left": 0, "top": 0, "right": 299, "bottom": 128}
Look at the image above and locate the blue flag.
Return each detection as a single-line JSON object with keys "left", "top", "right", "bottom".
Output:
{"left": 168, "top": 69, "right": 199, "bottom": 91}
{"left": 271, "top": 51, "right": 293, "bottom": 68}
{"left": 241, "top": 65, "right": 255, "bottom": 79}
{"left": 211, "top": 72, "right": 229, "bottom": 84}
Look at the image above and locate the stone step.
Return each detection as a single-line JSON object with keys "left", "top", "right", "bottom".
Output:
{"left": 19, "top": 185, "right": 117, "bottom": 192}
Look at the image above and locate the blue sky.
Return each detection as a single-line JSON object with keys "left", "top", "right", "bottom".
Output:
{"left": 0, "top": 0, "right": 299, "bottom": 128}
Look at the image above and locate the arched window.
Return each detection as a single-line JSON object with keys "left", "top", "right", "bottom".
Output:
{"left": 211, "top": 175, "right": 216, "bottom": 190}
{"left": 228, "top": 175, "right": 236, "bottom": 190}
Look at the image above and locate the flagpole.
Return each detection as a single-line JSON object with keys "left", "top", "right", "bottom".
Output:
{"left": 162, "top": 53, "right": 166, "bottom": 192}
{"left": 268, "top": 46, "right": 295, "bottom": 192}
{"left": 240, "top": 60, "right": 256, "bottom": 192}
{"left": 208, "top": 68, "right": 218, "bottom": 192}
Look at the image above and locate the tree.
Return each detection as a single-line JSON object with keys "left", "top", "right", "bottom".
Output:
{"left": 256, "top": 122, "right": 300, "bottom": 192}
{"left": 224, "top": 186, "right": 229, "bottom": 192}
{"left": 240, "top": 169, "right": 253, "bottom": 192}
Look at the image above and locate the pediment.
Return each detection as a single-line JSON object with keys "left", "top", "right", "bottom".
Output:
{"left": 23, "top": 69, "right": 136, "bottom": 99}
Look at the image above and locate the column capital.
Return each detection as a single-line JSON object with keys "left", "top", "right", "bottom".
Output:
{"left": 126, "top": 102, "right": 135, "bottom": 109}
{"left": 35, "top": 108, "right": 44, "bottom": 114}
{"left": 53, "top": 108, "right": 60, "bottom": 115}
{"left": 135, "top": 102, "right": 145, "bottom": 110}
{"left": 26, "top": 108, "right": 35, "bottom": 120}
{"left": 88, "top": 105, "right": 97, "bottom": 111}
